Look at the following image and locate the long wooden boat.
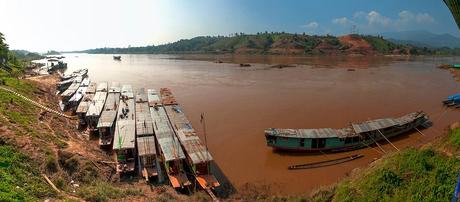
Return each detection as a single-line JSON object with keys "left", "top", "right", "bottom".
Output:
{"left": 97, "top": 82, "right": 121, "bottom": 147}
{"left": 135, "top": 88, "right": 160, "bottom": 182}
{"left": 76, "top": 82, "right": 97, "bottom": 127}
{"left": 147, "top": 89, "right": 190, "bottom": 188}
{"left": 86, "top": 82, "right": 108, "bottom": 132}
{"left": 160, "top": 88, "right": 220, "bottom": 190}
{"left": 66, "top": 78, "right": 90, "bottom": 112}
{"left": 113, "top": 84, "right": 136, "bottom": 174}
{"left": 264, "top": 111, "right": 429, "bottom": 152}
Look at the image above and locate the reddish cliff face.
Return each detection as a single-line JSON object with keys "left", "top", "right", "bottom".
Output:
{"left": 339, "top": 35, "right": 377, "bottom": 55}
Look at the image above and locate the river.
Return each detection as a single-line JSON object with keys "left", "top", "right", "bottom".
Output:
{"left": 60, "top": 54, "right": 460, "bottom": 194}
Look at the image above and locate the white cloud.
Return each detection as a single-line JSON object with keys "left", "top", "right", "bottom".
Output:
{"left": 332, "top": 17, "right": 354, "bottom": 26}
{"left": 366, "top": 11, "right": 392, "bottom": 27}
{"left": 303, "top": 21, "right": 319, "bottom": 29}
{"left": 415, "top": 13, "right": 435, "bottom": 24}
{"left": 349, "top": 10, "right": 435, "bottom": 31}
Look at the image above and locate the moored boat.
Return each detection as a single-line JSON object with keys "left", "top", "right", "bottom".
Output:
{"left": 148, "top": 88, "right": 190, "bottom": 188}
{"left": 97, "top": 82, "right": 121, "bottom": 147}
{"left": 135, "top": 88, "right": 160, "bottom": 182}
{"left": 86, "top": 82, "right": 108, "bottom": 132}
{"left": 113, "top": 84, "right": 136, "bottom": 174}
{"left": 264, "top": 111, "right": 429, "bottom": 152}
{"left": 76, "top": 82, "right": 97, "bottom": 128}
{"left": 160, "top": 88, "right": 220, "bottom": 190}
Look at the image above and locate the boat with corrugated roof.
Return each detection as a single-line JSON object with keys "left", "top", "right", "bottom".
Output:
{"left": 264, "top": 111, "right": 428, "bottom": 152}
{"left": 113, "top": 84, "right": 136, "bottom": 174}
{"left": 148, "top": 88, "right": 190, "bottom": 188}
{"left": 160, "top": 88, "right": 220, "bottom": 190}
{"left": 97, "top": 82, "right": 121, "bottom": 147}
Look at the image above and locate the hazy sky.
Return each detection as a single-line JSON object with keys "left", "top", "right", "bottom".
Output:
{"left": 0, "top": 0, "right": 457, "bottom": 52}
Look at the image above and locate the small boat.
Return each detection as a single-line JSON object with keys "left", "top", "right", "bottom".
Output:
{"left": 443, "top": 93, "right": 460, "bottom": 107}
{"left": 288, "top": 154, "right": 364, "bottom": 170}
{"left": 240, "top": 63, "right": 251, "bottom": 67}
{"left": 265, "top": 111, "right": 428, "bottom": 152}
{"left": 113, "top": 56, "right": 121, "bottom": 60}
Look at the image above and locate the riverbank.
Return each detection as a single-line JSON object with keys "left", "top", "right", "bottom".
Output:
{"left": 0, "top": 74, "right": 211, "bottom": 201}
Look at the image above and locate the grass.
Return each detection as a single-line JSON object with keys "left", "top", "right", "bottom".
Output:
{"left": 0, "top": 145, "right": 56, "bottom": 201}
{"left": 77, "top": 181, "right": 142, "bottom": 202}
{"left": 333, "top": 139, "right": 460, "bottom": 201}
{"left": 449, "top": 127, "right": 460, "bottom": 149}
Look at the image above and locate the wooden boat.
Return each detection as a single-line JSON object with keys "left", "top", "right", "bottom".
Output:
{"left": 160, "top": 88, "right": 220, "bottom": 190}
{"left": 148, "top": 89, "right": 190, "bottom": 188}
{"left": 135, "top": 88, "right": 160, "bottom": 182}
{"left": 97, "top": 82, "right": 121, "bottom": 147}
{"left": 288, "top": 154, "right": 364, "bottom": 170}
{"left": 76, "top": 82, "right": 97, "bottom": 127}
{"left": 66, "top": 78, "right": 90, "bottom": 112}
{"left": 265, "top": 111, "right": 429, "bottom": 152}
{"left": 113, "top": 56, "right": 121, "bottom": 60}
{"left": 86, "top": 82, "right": 108, "bottom": 132}
{"left": 113, "top": 85, "right": 136, "bottom": 174}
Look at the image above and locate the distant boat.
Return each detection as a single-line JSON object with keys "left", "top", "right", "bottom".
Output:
{"left": 265, "top": 111, "right": 428, "bottom": 152}
{"left": 113, "top": 56, "right": 121, "bottom": 60}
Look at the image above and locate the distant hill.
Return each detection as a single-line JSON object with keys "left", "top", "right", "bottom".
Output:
{"left": 77, "top": 33, "right": 442, "bottom": 56}
{"left": 381, "top": 30, "right": 460, "bottom": 48}
{"left": 10, "top": 50, "right": 43, "bottom": 61}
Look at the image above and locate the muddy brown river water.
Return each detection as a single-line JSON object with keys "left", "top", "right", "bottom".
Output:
{"left": 61, "top": 54, "right": 460, "bottom": 194}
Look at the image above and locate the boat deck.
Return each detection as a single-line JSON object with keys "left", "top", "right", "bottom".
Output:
{"left": 113, "top": 85, "right": 136, "bottom": 150}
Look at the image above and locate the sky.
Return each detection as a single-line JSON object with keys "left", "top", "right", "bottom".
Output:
{"left": 0, "top": 0, "right": 458, "bottom": 52}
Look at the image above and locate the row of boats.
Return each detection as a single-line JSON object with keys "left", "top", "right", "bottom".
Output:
{"left": 57, "top": 69, "right": 219, "bottom": 192}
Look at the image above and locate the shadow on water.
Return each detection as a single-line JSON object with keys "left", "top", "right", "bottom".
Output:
{"left": 211, "top": 161, "right": 236, "bottom": 198}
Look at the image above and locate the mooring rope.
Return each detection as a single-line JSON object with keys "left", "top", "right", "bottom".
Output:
{"left": 0, "top": 85, "right": 75, "bottom": 119}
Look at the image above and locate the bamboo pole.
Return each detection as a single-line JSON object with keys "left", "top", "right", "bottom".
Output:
{"left": 376, "top": 129, "right": 400, "bottom": 152}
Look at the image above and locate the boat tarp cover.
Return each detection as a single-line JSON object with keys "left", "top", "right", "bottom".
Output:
{"left": 266, "top": 128, "right": 353, "bottom": 139}
{"left": 97, "top": 92, "right": 120, "bottom": 128}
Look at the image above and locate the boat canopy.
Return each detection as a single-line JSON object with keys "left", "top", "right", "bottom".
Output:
{"left": 137, "top": 136, "right": 157, "bottom": 156}
{"left": 265, "top": 128, "right": 353, "bottom": 139}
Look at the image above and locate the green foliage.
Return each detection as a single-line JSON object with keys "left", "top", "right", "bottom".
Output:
{"left": 0, "top": 145, "right": 55, "bottom": 201}
{"left": 449, "top": 128, "right": 460, "bottom": 149}
{"left": 333, "top": 148, "right": 460, "bottom": 202}
{"left": 77, "top": 181, "right": 142, "bottom": 202}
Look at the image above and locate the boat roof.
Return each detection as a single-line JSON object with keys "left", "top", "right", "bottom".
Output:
{"left": 150, "top": 105, "right": 186, "bottom": 161}
{"left": 352, "top": 112, "right": 423, "bottom": 134}
{"left": 109, "top": 82, "right": 121, "bottom": 93}
{"left": 87, "top": 82, "right": 97, "bottom": 94}
{"left": 97, "top": 93, "right": 120, "bottom": 128}
{"left": 68, "top": 86, "right": 87, "bottom": 102}
{"left": 137, "top": 136, "right": 157, "bottom": 156}
{"left": 113, "top": 96, "right": 136, "bottom": 150}
{"left": 81, "top": 78, "right": 90, "bottom": 87}
{"left": 121, "top": 84, "right": 134, "bottom": 98}
{"left": 96, "top": 82, "right": 108, "bottom": 92}
{"left": 160, "top": 88, "right": 177, "bottom": 105}
{"left": 61, "top": 81, "right": 81, "bottom": 97}
{"left": 147, "top": 89, "right": 161, "bottom": 107}
{"left": 76, "top": 94, "right": 95, "bottom": 114}
{"left": 135, "top": 88, "right": 148, "bottom": 103}
{"left": 164, "top": 104, "right": 213, "bottom": 164}
{"left": 136, "top": 90, "right": 154, "bottom": 136}
{"left": 86, "top": 91, "right": 107, "bottom": 117}
{"left": 266, "top": 128, "right": 354, "bottom": 139}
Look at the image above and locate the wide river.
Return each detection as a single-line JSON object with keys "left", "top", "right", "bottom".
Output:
{"left": 60, "top": 54, "right": 460, "bottom": 194}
